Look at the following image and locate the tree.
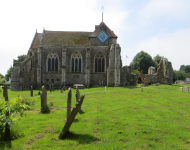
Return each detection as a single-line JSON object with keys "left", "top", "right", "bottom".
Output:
{"left": 13, "top": 54, "right": 26, "bottom": 63}
{"left": 173, "top": 70, "right": 186, "bottom": 82}
{"left": 130, "top": 51, "right": 155, "bottom": 74}
{"left": 180, "top": 65, "right": 190, "bottom": 73}
{"left": 5, "top": 66, "right": 13, "bottom": 81}
{"left": 153, "top": 54, "right": 166, "bottom": 71}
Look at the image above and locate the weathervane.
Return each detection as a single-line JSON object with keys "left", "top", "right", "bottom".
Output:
{"left": 102, "top": 4, "right": 104, "bottom": 22}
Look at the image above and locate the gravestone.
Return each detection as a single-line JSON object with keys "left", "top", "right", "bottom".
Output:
{"left": 58, "top": 94, "right": 85, "bottom": 139}
{"left": 41, "top": 86, "right": 50, "bottom": 113}
{"left": 49, "top": 84, "right": 52, "bottom": 92}
{"left": 76, "top": 87, "right": 82, "bottom": 113}
{"left": 184, "top": 86, "right": 189, "bottom": 92}
{"left": 3, "top": 85, "right": 10, "bottom": 140}
{"left": 38, "top": 91, "right": 41, "bottom": 95}
{"left": 179, "top": 87, "right": 183, "bottom": 92}
{"left": 52, "top": 83, "right": 54, "bottom": 92}
{"left": 30, "top": 86, "right": 33, "bottom": 97}
{"left": 105, "top": 86, "right": 106, "bottom": 90}
{"left": 61, "top": 88, "right": 63, "bottom": 93}
{"left": 67, "top": 88, "right": 72, "bottom": 120}
{"left": 102, "top": 81, "right": 103, "bottom": 88}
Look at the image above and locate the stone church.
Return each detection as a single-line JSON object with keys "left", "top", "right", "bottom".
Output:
{"left": 11, "top": 22, "right": 125, "bottom": 90}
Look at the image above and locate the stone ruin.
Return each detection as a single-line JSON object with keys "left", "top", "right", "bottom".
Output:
{"left": 59, "top": 87, "right": 85, "bottom": 139}
{"left": 121, "top": 58, "right": 173, "bottom": 86}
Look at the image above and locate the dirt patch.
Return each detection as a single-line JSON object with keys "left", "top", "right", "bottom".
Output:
{"left": 25, "top": 133, "right": 44, "bottom": 146}
{"left": 44, "top": 128, "right": 55, "bottom": 133}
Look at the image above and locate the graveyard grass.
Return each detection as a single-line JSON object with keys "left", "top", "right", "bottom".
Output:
{"left": 1, "top": 84, "right": 190, "bottom": 150}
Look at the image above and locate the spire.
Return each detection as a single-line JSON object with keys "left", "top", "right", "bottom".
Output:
{"left": 102, "top": 4, "right": 104, "bottom": 22}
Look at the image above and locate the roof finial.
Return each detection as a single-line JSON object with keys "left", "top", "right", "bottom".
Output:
{"left": 102, "top": 4, "right": 104, "bottom": 22}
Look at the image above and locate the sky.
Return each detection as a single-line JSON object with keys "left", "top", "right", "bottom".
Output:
{"left": 0, "top": 0, "right": 190, "bottom": 76}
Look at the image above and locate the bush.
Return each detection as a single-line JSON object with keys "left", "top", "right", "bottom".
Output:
{"left": 0, "top": 96, "right": 30, "bottom": 140}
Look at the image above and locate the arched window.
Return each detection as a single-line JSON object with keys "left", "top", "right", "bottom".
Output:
{"left": 71, "top": 51, "right": 82, "bottom": 72}
{"left": 95, "top": 51, "right": 105, "bottom": 72}
{"left": 47, "top": 52, "right": 59, "bottom": 72}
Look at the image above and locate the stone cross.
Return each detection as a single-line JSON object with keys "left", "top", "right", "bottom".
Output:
{"left": 76, "top": 87, "right": 82, "bottom": 113}
{"left": 67, "top": 88, "right": 72, "bottom": 120}
{"left": 179, "top": 87, "right": 183, "bottom": 92}
{"left": 30, "top": 86, "right": 33, "bottom": 97}
{"left": 52, "top": 83, "right": 54, "bottom": 92}
{"left": 58, "top": 94, "right": 85, "bottom": 139}
{"left": 3, "top": 85, "right": 10, "bottom": 140}
{"left": 41, "top": 86, "right": 50, "bottom": 113}
{"left": 184, "top": 86, "right": 189, "bottom": 92}
{"left": 49, "top": 84, "right": 52, "bottom": 92}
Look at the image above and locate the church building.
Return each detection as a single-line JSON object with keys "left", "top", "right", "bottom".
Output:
{"left": 10, "top": 21, "right": 125, "bottom": 90}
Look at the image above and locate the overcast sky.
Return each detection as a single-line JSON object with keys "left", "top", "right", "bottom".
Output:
{"left": 0, "top": 0, "right": 190, "bottom": 76}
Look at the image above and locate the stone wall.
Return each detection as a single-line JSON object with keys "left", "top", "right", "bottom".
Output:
{"left": 139, "top": 74, "right": 158, "bottom": 86}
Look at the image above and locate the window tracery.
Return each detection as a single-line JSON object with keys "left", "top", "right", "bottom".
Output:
{"left": 47, "top": 52, "right": 59, "bottom": 72}
{"left": 95, "top": 51, "right": 105, "bottom": 72}
{"left": 71, "top": 51, "right": 82, "bottom": 72}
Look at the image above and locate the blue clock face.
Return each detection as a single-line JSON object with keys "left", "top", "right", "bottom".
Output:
{"left": 96, "top": 30, "right": 110, "bottom": 45}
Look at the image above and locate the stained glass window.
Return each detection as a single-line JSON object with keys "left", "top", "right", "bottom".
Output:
{"left": 47, "top": 52, "right": 59, "bottom": 72}
{"left": 71, "top": 51, "right": 82, "bottom": 72}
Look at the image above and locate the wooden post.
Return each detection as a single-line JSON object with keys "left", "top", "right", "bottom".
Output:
{"left": 3, "top": 85, "right": 10, "bottom": 140}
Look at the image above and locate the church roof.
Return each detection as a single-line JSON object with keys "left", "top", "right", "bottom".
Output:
{"left": 41, "top": 31, "right": 92, "bottom": 46}
{"left": 90, "top": 22, "right": 117, "bottom": 38}
{"left": 31, "top": 33, "right": 42, "bottom": 49}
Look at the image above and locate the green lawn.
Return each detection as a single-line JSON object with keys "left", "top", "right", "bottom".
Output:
{"left": 0, "top": 84, "right": 190, "bottom": 150}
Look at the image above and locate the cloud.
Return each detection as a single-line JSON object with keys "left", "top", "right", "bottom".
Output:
{"left": 141, "top": 0, "right": 190, "bottom": 19}
{"left": 133, "top": 28, "right": 190, "bottom": 70}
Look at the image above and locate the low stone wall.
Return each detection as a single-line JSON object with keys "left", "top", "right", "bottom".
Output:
{"left": 126, "top": 73, "right": 139, "bottom": 86}
{"left": 139, "top": 74, "right": 158, "bottom": 86}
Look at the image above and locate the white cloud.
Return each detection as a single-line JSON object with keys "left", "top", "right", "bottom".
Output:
{"left": 133, "top": 28, "right": 190, "bottom": 70}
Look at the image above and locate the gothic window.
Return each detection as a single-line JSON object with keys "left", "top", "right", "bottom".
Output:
{"left": 71, "top": 51, "right": 82, "bottom": 72}
{"left": 47, "top": 52, "right": 59, "bottom": 72}
{"left": 95, "top": 51, "right": 105, "bottom": 72}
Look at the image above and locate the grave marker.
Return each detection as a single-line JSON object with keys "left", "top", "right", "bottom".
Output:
{"left": 67, "top": 88, "right": 72, "bottom": 120}
{"left": 76, "top": 87, "right": 82, "bottom": 113}
{"left": 41, "top": 86, "right": 50, "bottom": 113}
{"left": 184, "top": 86, "right": 189, "bottom": 92}
{"left": 30, "top": 86, "right": 33, "bottom": 97}
{"left": 49, "top": 84, "right": 52, "bottom": 92}
{"left": 179, "top": 87, "right": 183, "bottom": 92}
{"left": 52, "top": 83, "right": 54, "bottom": 92}
{"left": 58, "top": 94, "right": 85, "bottom": 139}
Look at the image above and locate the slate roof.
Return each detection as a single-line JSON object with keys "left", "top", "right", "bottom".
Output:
{"left": 41, "top": 31, "right": 92, "bottom": 46}
{"left": 90, "top": 22, "right": 117, "bottom": 38}
{"left": 31, "top": 33, "right": 42, "bottom": 49}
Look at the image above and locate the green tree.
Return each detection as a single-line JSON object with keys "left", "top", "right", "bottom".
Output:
{"left": 131, "top": 70, "right": 140, "bottom": 74}
{"left": 173, "top": 70, "right": 186, "bottom": 82}
{"left": 180, "top": 65, "right": 190, "bottom": 73}
{"left": 130, "top": 51, "right": 155, "bottom": 74}
{"left": 5, "top": 66, "right": 13, "bottom": 81}
{"left": 13, "top": 54, "right": 26, "bottom": 63}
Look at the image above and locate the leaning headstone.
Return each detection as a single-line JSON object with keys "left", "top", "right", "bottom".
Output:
{"left": 58, "top": 94, "right": 85, "bottom": 139}
{"left": 41, "top": 86, "right": 50, "bottom": 113}
{"left": 49, "top": 84, "right": 52, "bottom": 92}
{"left": 76, "top": 87, "right": 82, "bottom": 113}
{"left": 67, "top": 88, "right": 72, "bottom": 120}
{"left": 30, "top": 86, "right": 33, "bottom": 97}
{"left": 3, "top": 85, "right": 10, "bottom": 140}
{"left": 184, "top": 86, "right": 189, "bottom": 92}
{"left": 52, "top": 83, "right": 54, "bottom": 92}
{"left": 179, "top": 87, "right": 183, "bottom": 92}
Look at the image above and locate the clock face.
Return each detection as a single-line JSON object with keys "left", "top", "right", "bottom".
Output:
{"left": 96, "top": 30, "right": 110, "bottom": 45}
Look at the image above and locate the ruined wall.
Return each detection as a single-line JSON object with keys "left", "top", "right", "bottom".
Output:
{"left": 126, "top": 73, "right": 139, "bottom": 86}
{"left": 157, "top": 59, "right": 173, "bottom": 85}
{"left": 139, "top": 74, "right": 158, "bottom": 86}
